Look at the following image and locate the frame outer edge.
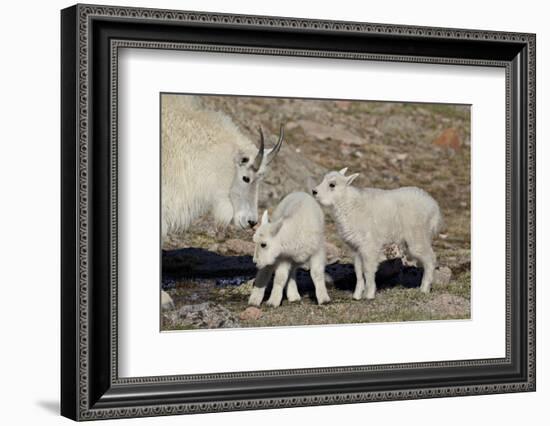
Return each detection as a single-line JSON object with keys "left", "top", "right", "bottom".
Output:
{"left": 61, "top": 4, "right": 80, "bottom": 422}
{"left": 65, "top": 4, "right": 536, "bottom": 420}
{"left": 527, "top": 33, "right": 536, "bottom": 390}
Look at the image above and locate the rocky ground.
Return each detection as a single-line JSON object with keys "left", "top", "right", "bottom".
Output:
{"left": 161, "top": 95, "right": 471, "bottom": 331}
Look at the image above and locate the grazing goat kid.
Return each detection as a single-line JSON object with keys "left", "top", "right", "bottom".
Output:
{"left": 248, "top": 192, "right": 331, "bottom": 308}
{"left": 313, "top": 168, "right": 442, "bottom": 300}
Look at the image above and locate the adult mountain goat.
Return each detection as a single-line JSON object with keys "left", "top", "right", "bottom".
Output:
{"left": 161, "top": 95, "right": 284, "bottom": 307}
{"left": 313, "top": 168, "right": 442, "bottom": 300}
{"left": 162, "top": 95, "right": 284, "bottom": 237}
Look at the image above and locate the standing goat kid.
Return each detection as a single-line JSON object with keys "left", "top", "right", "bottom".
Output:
{"left": 248, "top": 192, "right": 331, "bottom": 308}
{"left": 313, "top": 168, "right": 442, "bottom": 300}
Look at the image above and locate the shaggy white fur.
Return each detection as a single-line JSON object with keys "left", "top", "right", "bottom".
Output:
{"left": 163, "top": 95, "right": 268, "bottom": 235}
{"left": 160, "top": 95, "right": 283, "bottom": 309}
{"left": 313, "top": 168, "right": 443, "bottom": 299}
{"left": 248, "top": 192, "right": 331, "bottom": 307}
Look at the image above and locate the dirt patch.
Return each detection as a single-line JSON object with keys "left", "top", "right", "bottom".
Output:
{"left": 162, "top": 268, "right": 470, "bottom": 330}
{"left": 423, "top": 294, "right": 470, "bottom": 317}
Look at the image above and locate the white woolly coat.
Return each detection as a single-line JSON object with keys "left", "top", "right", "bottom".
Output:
{"left": 332, "top": 186, "right": 442, "bottom": 253}
{"left": 269, "top": 192, "right": 325, "bottom": 265}
{"left": 161, "top": 95, "right": 259, "bottom": 237}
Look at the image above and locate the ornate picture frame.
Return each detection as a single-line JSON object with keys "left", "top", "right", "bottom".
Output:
{"left": 61, "top": 4, "right": 535, "bottom": 420}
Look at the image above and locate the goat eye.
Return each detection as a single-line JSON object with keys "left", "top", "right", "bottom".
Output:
{"left": 260, "top": 243, "right": 266, "bottom": 248}
{"left": 329, "top": 183, "right": 335, "bottom": 188}
{"left": 241, "top": 157, "right": 249, "bottom": 164}
{"left": 242, "top": 176, "right": 250, "bottom": 183}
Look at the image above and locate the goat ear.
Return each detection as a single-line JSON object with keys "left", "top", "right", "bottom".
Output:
{"left": 261, "top": 210, "right": 269, "bottom": 225}
{"left": 339, "top": 167, "right": 348, "bottom": 176}
{"left": 346, "top": 173, "right": 360, "bottom": 186}
{"left": 270, "top": 219, "right": 284, "bottom": 236}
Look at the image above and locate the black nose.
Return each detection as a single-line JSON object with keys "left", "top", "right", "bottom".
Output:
{"left": 248, "top": 220, "right": 257, "bottom": 228}
{"left": 312, "top": 189, "right": 317, "bottom": 196}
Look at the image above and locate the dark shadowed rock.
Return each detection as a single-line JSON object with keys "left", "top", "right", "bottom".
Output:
{"left": 162, "top": 248, "right": 423, "bottom": 294}
{"left": 163, "top": 248, "right": 255, "bottom": 278}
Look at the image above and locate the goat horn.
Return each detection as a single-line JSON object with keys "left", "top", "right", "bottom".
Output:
{"left": 265, "top": 124, "right": 285, "bottom": 166}
{"left": 252, "top": 126, "right": 265, "bottom": 171}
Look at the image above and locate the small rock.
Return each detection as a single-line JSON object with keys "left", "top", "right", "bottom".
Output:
{"left": 434, "top": 266, "right": 452, "bottom": 286}
{"left": 433, "top": 128, "right": 461, "bottom": 151}
{"left": 340, "top": 144, "right": 353, "bottom": 156}
{"left": 369, "top": 127, "right": 383, "bottom": 138}
{"left": 239, "top": 306, "right": 262, "bottom": 321}
{"left": 396, "top": 153, "right": 408, "bottom": 161}
{"left": 389, "top": 153, "right": 408, "bottom": 168}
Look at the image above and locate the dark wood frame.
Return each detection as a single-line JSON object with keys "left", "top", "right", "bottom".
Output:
{"left": 61, "top": 3, "right": 536, "bottom": 421}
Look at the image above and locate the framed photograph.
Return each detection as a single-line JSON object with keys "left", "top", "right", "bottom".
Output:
{"left": 61, "top": 4, "right": 536, "bottom": 421}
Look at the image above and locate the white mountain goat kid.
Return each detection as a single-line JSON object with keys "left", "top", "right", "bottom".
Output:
{"left": 313, "top": 168, "right": 442, "bottom": 300}
{"left": 161, "top": 95, "right": 284, "bottom": 308}
{"left": 248, "top": 192, "right": 331, "bottom": 308}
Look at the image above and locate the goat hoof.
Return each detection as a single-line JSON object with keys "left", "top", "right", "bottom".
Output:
{"left": 317, "top": 295, "right": 331, "bottom": 305}
{"left": 248, "top": 295, "right": 263, "bottom": 307}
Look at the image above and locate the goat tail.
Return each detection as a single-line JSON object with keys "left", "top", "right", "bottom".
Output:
{"left": 431, "top": 208, "right": 445, "bottom": 238}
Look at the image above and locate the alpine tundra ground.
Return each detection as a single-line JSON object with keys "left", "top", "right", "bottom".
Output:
{"left": 161, "top": 95, "right": 471, "bottom": 330}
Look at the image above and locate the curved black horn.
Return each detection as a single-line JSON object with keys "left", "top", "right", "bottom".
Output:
{"left": 252, "top": 126, "right": 265, "bottom": 171}
{"left": 265, "top": 124, "right": 285, "bottom": 165}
